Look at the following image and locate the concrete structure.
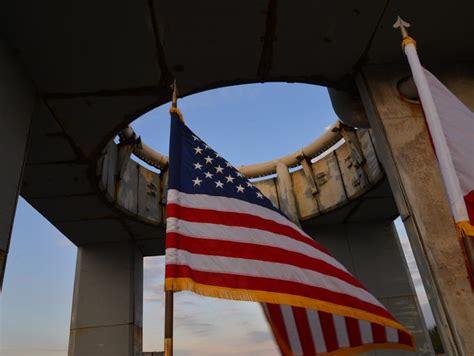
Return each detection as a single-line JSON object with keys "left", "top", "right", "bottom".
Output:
{"left": 0, "top": 1, "right": 473, "bottom": 355}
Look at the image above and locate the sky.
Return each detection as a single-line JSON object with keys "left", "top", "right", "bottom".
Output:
{"left": 0, "top": 83, "right": 433, "bottom": 355}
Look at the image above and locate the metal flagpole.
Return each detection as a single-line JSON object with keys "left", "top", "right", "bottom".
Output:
{"left": 393, "top": 16, "right": 471, "bottom": 226}
{"left": 164, "top": 290, "right": 174, "bottom": 356}
{"left": 164, "top": 80, "right": 179, "bottom": 356}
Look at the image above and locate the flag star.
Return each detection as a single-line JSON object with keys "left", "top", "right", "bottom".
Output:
{"left": 236, "top": 171, "right": 243, "bottom": 177}
{"left": 215, "top": 180, "right": 224, "bottom": 188}
{"left": 225, "top": 162, "right": 232, "bottom": 167}
{"left": 192, "top": 135, "right": 199, "bottom": 141}
{"left": 246, "top": 181, "right": 253, "bottom": 188}
{"left": 204, "top": 156, "right": 214, "bottom": 164}
{"left": 192, "top": 177, "right": 202, "bottom": 186}
{"left": 215, "top": 152, "right": 221, "bottom": 158}
{"left": 256, "top": 191, "right": 263, "bottom": 199}
{"left": 194, "top": 146, "right": 203, "bottom": 155}
{"left": 204, "top": 171, "right": 213, "bottom": 179}
{"left": 225, "top": 174, "right": 235, "bottom": 183}
{"left": 215, "top": 165, "right": 224, "bottom": 174}
{"left": 204, "top": 144, "right": 210, "bottom": 149}
{"left": 236, "top": 184, "right": 245, "bottom": 193}
{"left": 193, "top": 162, "right": 203, "bottom": 170}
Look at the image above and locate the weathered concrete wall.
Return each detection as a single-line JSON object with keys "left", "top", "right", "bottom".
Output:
{"left": 305, "top": 222, "right": 433, "bottom": 355}
{"left": 0, "top": 38, "right": 36, "bottom": 289}
{"left": 97, "top": 126, "right": 387, "bottom": 231}
{"left": 357, "top": 63, "right": 474, "bottom": 355}
{"left": 68, "top": 241, "right": 143, "bottom": 356}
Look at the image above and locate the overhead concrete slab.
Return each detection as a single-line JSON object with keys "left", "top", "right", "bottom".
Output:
{"left": 367, "top": 1, "right": 474, "bottom": 65}
{"left": 155, "top": 1, "right": 268, "bottom": 91}
{"left": 0, "top": 1, "right": 160, "bottom": 93}
{"left": 47, "top": 94, "right": 162, "bottom": 157}
{"left": 21, "top": 163, "right": 94, "bottom": 198}
{"left": 56, "top": 218, "right": 132, "bottom": 245}
{"left": 272, "top": 1, "right": 386, "bottom": 83}
{"left": 28, "top": 194, "right": 116, "bottom": 223}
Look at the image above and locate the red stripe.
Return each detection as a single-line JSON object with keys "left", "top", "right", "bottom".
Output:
{"left": 266, "top": 304, "right": 291, "bottom": 354}
{"left": 167, "top": 203, "right": 332, "bottom": 255}
{"left": 166, "top": 233, "right": 366, "bottom": 290}
{"left": 319, "top": 311, "right": 338, "bottom": 352}
{"left": 166, "top": 264, "right": 394, "bottom": 320}
{"left": 465, "top": 190, "right": 474, "bottom": 225}
{"left": 398, "top": 330, "right": 414, "bottom": 346}
{"left": 371, "top": 323, "right": 386, "bottom": 343}
{"left": 344, "top": 317, "right": 362, "bottom": 347}
{"left": 292, "top": 307, "right": 316, "bottom": 355}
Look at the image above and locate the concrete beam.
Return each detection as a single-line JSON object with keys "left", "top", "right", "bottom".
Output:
{"left": 357, "top": 64, "right": 474, "bottom": 355}
{"left": 0, "top": 39, "right": 36, "bottom": 290}
{"left": 306, "top": 222, "right": 433, "bottom": 355}
{"left": 69, "top": 241, "right": 143, "bottom": 356}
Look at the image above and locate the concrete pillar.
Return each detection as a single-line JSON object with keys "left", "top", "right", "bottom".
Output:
{"left": 356, "top": 64, "right": 474, "bottom": 355}
{"left": 276, "top": 162, "right": 300, "bottom": 225}
{"left": 68, "top": 241, "right": 143, "bottom": 356}
{"left": 0, "top": 38, "right": 36, "bottom": 289}
{"left": 304, "top": 221, "right": 433, "bottom": 355}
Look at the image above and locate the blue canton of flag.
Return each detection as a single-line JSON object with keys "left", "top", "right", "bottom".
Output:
{"left": 168, "top": 111, "right": 276, "bottom": 212}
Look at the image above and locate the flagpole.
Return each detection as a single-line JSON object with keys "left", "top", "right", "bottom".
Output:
{"left": 164, "top": 80, "right": 179, "bottom": 356}
{"left": 164, "top": 290, "right": 174, "bottom": 356}
{"left": 394, "top": 16, "right": 471, "bottom": 226}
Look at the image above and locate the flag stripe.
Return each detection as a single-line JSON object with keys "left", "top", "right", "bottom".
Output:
{"left": 166, "top": 232, "right": 365, "bottom": 289}
{"left": 345, "top": 317, "right": 362, "bottom": 347}
{"left": 371, "top": 323, "right": 387, "bottom": 343}
{"left": 265, "top": 304, "right": 291, "bottom": 352}
{"left": 168, "top": 189, "right": 299, "bottom": 231}
{"left": 167, "top": 203, "right": 336, "bottom": 261}
{"left": 281, "top": 305, "right": 303, "bottom": 355}
{"left": 265, "top": 304, "right": 415, "bottom": 355}
{"left": 167, "top": 202, "right": 323, "bottom": 251}
{"left": 167, "top": 218, "right": 347, "bottom": 272}
{"left": 166, "top": 248, "right": 385, "bottom": 311}
{"left": 319, "top": 311, "right": 338, "bottom": 352}
{"left": 292, "top": 307, "right": 316, "bottom": 355}
{"left": 333, "top": 314, "right": 350, "bottom": 348}
{"left": 307, "top": 309, "right": 327, "bottom": 353}
{"left": 166, "top": 265, "right": 394, "bottom": 321}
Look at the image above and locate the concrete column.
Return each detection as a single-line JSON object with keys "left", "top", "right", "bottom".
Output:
{"left": 0, "top": 39, "right": 36, "bottom": 289}
{"left": 68, "top": 241, "right": 143, "bottom": 356}
{"left": 304, "top": 221, "right": 433, "bottom": 355}
{"left": 356, "top": 64, "right": 474, "bottom": 355}
{"left": 276, "top": 162, "right": 300, "bottom": 225}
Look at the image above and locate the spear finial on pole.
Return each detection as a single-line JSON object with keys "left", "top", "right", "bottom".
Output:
{"left": 393, "top": 16, "right": 416, "bottom": 49}
{"left": 169, "top": 79, "right": 184, "bottom": 122}
{"left": 393, "top": 16, "right": 411, "bottom": 38}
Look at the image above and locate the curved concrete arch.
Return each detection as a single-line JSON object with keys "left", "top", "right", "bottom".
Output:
{"left": 98, "top": 123, "right": 389, "bottom": 228}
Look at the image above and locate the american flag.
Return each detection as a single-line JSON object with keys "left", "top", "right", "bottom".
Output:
{"left": 165, "top": 110, "right": 415, "bottom": 355}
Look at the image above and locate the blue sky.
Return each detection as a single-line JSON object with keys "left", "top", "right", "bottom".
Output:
{"left": 0, "top": 83, "right": 432, "bottom": 355}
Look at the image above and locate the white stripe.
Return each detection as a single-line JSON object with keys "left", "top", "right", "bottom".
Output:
{"left": 358, "top": 320, "right": 373, "bottom": 344}
{"left": 333, "top": 315, "right": 350, "bottom": 348}
{"left": 281, "top": 305, "right": 303, "bottom": 355}
{"left": 167, "top": 218, "right": 349, "bottom": 272}
{"left": 385, "top": 327, "right": 398, "bottom": 343}
{"left": 168, "top": 189, "right": 308, "bottom": 235}
{"left": 166, "top": 248, "right": 384, "bottom": 308}
{"left": 307, "top": 309, "right": 327, "bottom": 353}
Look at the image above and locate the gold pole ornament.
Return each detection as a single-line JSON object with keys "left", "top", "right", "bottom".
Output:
{"left": 169, "top": 79, "right": 184, "bottom": 122}
{"left": 393, "top": 16, "right": 416, "bottom": 49}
